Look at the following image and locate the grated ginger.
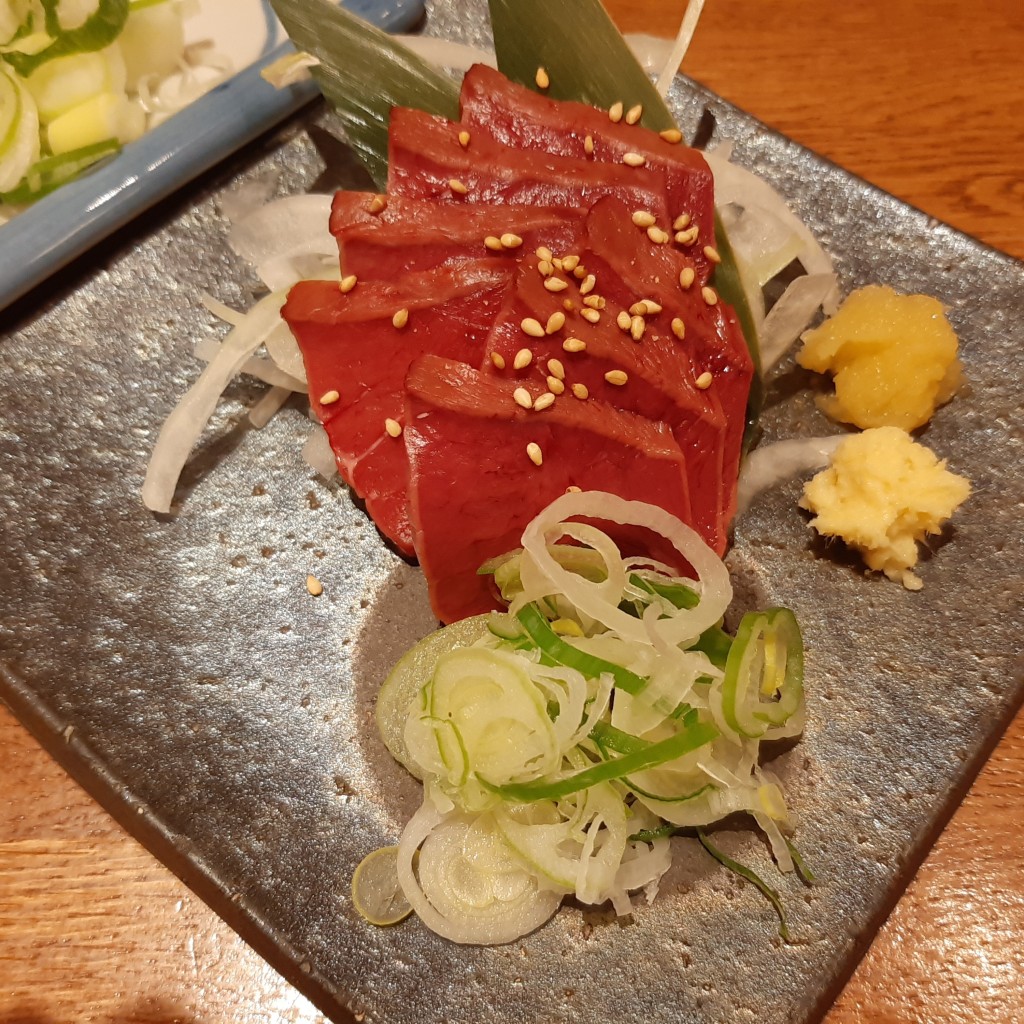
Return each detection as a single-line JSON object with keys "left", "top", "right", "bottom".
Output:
{"left": 800, "top": 427, "right": 970, "bottom": 590}
{"left": 797, "top": 285, "right": 963, "bottom": 431}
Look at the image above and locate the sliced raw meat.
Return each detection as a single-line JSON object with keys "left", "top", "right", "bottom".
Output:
{"left": 282, "top": 262, "right": 512, "bottom": 554}
{"left": 405, "top": 354, "right": 693, "bottom": 623}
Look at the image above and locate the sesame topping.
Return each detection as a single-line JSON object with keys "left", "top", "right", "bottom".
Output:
{"left": 628, "top": 301, "right": 647, "bottom": 316}
{"left": 579, "top": 273, "right": 597, "bottom": 295}
{"left": 582, "top": 295, "right": 605, "bottom": 310}
{"left": 484, "top": 235, "right": 504, "bottom": 251}
{"left": 616, "top": 310, "right": 632, "bottom": 331}
{"left": 696, "top": 371, "right": 714, "bottom": 390}
{"left": 547, "top": 358, "right": 565, "bottom": 380}
{"left": 544, "top": 277, "right": 569, "bottom": 293}
{"left": 631, "top": 210, "right": 657, "bottom": 228}
{"left": 490, "top": 351, "right": 506, "bottom": 370}
{"left": 306, "top": 575, "right": 323, "bottom": 597}
{"left": 671, "top": 318, "right": 686, "bottom": 340}
{"left": 563, "top": 337, "right": 587, "bottom": 353}
{"left": 513, "top": 387, "right": 534, "bottom": 409}
{"left": 571, "top": 382, "right": 589, "bottom": 400}
{"left": 526, "top": 442, "right": 543, "bottom": 466}
{"left": 546, "top": 376, "right": 565, "bottom": 395}
{"left": 673, "top": 213, "right": 691, "bottom": 231}
{"left": 566, "top": 485, "right": 582, "bottom": 493}
{"left": 703, "top": 245, "right": 722, "bottom": 264}
{"left": 675, "top": 226, "right": 699, "bottom": 246}
{"left": 368, "top": 194, "right": 387, "bottom": 214}
{"left": 546, "top": 311, "right": 566, "bottom": 334}
{"left": 561, "top": 254, "right": 580, "bottom": 272}
{"left": 339, "top": 274, "right": 358, "bottom": 293}
{"left": 622, "top": 152, "right": 646, "bottom": 168}
{"left": 392, "top": 307, "right": 409, "bottom": 329}
{"left": 630, "top": 316, "right": 646, "bottom": 342}
{"left": 385, "top": 418, "right": 403, "bottom": 437}
{"left": 625, "top": 103, "right": 643, "bottom": 125}
{"left": 702, "top": 286, "right": 719, "bottom": 306}
{"left": 608, "top": 101, "right": 624, "bottom": 123}
{"left": 604, "top": 370, "right": 628, "bottom": 386}
{"left": 659, "top": 128, "right": 683, "bottom": 144}
{"left": 448, "top": 178, "right": 469, "bottom": 195}
{"left": 647, "top": 226, "right": 670, "bottom": 244}
{"left": 458, "top": 130, "right": 471, "bottom": 148}
{"left": 536, "top": 246, "right": 554, "bottom": 262}
{"left": 551, "top": 257, "right": 564, "bottom": 271}
{"left": 563, "top": 298, "right": 576, "bottom": 311}
{"left": 584, "top": 134, "right": 594, "bottom": 155}
{"left": 533, "top": 392, "right": 556, "bottom": 411}
{"left": 573, "top": 264, "right": 588, "bottom": 279}
{"left": 501, "top": 232, "right": 523, "bottom": 249}
{"left": 580, "top": 308, "right": 601, "bottom": 324}
{"left": 513, "top": 347, "right": 534, "bottom": 370}
{"left": 537, "top": 259, "right": 554, "bottom": 277}
{"left": 535, "top": 66, "right": 550, "bottom": 89}
{"left": 319, "top": 389, "right": 340, "bottom": 405}
{"left": 521, "top": 317, "right": 545, "bottom": 338}
{"left": 678, "top": 267, "right": 696, "bottom": 290}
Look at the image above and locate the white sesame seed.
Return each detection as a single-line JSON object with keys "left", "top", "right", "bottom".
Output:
{"left": 630, "top": 316, "right": 645, "bottom": 342}
{"left": 703, "top": 245, "right": 722, "bottom": 264}
{"left": 579, "top": 274, "right": 596, "bottom": 295}
{"left": 582, "top": 294, "right": 605, "bottom": 309}
{"left": 458, "top": 130, "right": 471, "bottom": 148}
{"left": 631, "top": 210, "right": 657, "bottom": 228}
{"left": 513, "top": 347, "right": 534, "bottom": 370}
{"left": 622, "top": 152, "right": 646, "bottom": 167}
{"left": 616, "top": 310, "right": 632, "bottom": 331}
{"left": 319, "top": 389, "right": 340, "bottom": 405}
{"left": 604, "top": 369, "right": 628, "bottom": 386}
{"left": 546, "top": 375, "right": 565, "bottom": 395}
{"left": 675, "top": 226, "right": 699, "bottom": 246}
{"left": 580, "top": 308, "right": 601, "bottom": 324}
{"left": 696, "top": 371, "right": 714, "bottom": 390}
{"left": 628, "top": 302, "right": 646, "bottom": 316}
{"left": 484, "top": 235, "right": 504, "bottom": 251}
{"left": 647, "top": 226, "right": 670, "bottom": 244}
{"left": 608, "top": 101, "right": 624, "bottom": 123}
{"left": 368, "top": 194, "right": 387, "bottom": 214}
{"left": 671, "top": 318, "right": 686, "bottom": 340}
{"left": 626, "top": 103, "right": 643, "bottom": 125}
{"left": 490, "top": 351, "right": 506, "bottom": 370}
{"left": 563, "top": 298, "right": 576, "bottom": 311}
{"left": 673, "top": 213, "right": 691, "bottom": 231}
{"left": 546, "top": 311, "right": 566, "bottom": 334}
{"left": 566, "top": 485, "right": 582, "bottom": 493}
{"left": 547, "top": 358, "right": 565, "bottom": 380}
{"left": 392, "top": 307, "right": 409, "bottom": 329}
{"left": 385, "top": 418, "right": 403, "bottom": 437}
{"left": 448, "top": 178, "right": 468, "bottom": 195}
{"left": 563, "top": 337, "right": 587, "bottom": 353}
{"left": 339, "top": 274, "right": 358, "bottom": 293}
{"left": 537, "top": 259, "right": 554, "bottom": 277}
{"left": 571, "top": 382, "right": 589, "bottom": 400}
{"left": 306, "top": 575, "right": 323, "bottom": 596}
{"left": 659, "top": 128, "right": 683, "bottom": 144}
{"left": 561, "top": 254, "right": 580, "bottom": 272}
{"left": 521, "top": 317, "right": 545, "bottom": 338}
{"left": 678, "top": 267, "right": 696, "bottom": 290}
{"left": 533, "top": 392, "right": 556, "bottom": 411}
{"left": 526, "top": 442, "right": 543, "bottom": 466}
{"left": 513, "top": 387, "right": 534, "bottom": 409}
{"left": 535, "top": 66, "right": 550, "bottom": 89}
{"left": 642, "top": 299, "right": 663, "bottom": 314}
{"left": 536, "top": 246, "right": 554, "bottom": 262}
{"left": 551, "top": 257, "right": 564, "bottom": 271}
{"left": 584, "top": 135, "right": 594, "bottom": 155}
{"left": 544, "top": 277, "right": 569, "bottom": 293}
{"left": 702, "top": 286, "right": 719, "bottom": 306}
{"left": 501, "top": 232, "right": 523, "bottom": 249}
{"left": 573, "top": 264, "right": 588, "bottom": 279}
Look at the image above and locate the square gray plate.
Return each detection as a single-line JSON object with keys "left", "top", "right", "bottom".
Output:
{"left": 2, "top": 3, "right": 1023, "bottom": 1021}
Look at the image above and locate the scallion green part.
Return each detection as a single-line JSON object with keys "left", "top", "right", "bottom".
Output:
{"left": 4, "top": 0, "right": 129, "bottom": 76}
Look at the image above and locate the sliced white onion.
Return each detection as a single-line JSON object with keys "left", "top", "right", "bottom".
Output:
{"left": 199, "top": 292, "right": 246, "bottom": 327}
{"left": 760, "top": 272, "right": 838, "bottom": 370}
{"left": 654, "top": 0, "right": 706, "bottom": 96}
{"left": 735, "top": 435, "right": 846, "bottom": 517}
{"left": 395, "top": 34, "right": 496, "bottom": 72}
{"left": 142, "top": 291, "right": 286, "bottom": 512}
{"left": 193, "top": 335, "right": 306, "bottom": 391}
{"left": 264, "top": 320, "right": 308, "bottom": 384}
{"left": 302, "top": 425, "right": 338, "bottom": 479}
{"left": 247, "top": 384, "right": 292, "bottom": 429}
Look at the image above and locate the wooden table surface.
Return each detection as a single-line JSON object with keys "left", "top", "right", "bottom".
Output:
{"left": 2, "top": 2, "right": 1022, "bottom": 1021}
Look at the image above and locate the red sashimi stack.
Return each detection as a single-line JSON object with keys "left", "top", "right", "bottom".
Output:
{"left": 282, "top": 64, "right": 754, "bottom": 624}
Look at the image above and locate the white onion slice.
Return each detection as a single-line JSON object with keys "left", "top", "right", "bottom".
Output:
{"left": 760, "top": 272, "right": 838, "bottom": 370}
{"left": 395, "top": 34, "right": 495, "bottom": 72}
{"left": 655, "top": 0, "right": 706, "bottom": 96}
{"left": 142, "top": 291, "right": 286, "bottom": 512}
{"left": 302, "top": 425, "right": 338, "bottom": 479}
{"left": 247, "top": 385, "right": 292, "bottom": 429}
{"left": 193, "top": 336, "right": 306, "bottom": 392}
{"left": 264, "top": 320, "right": 308, "bottom": 384}
{"left": 735, "top": 435, "right": 846, "bottom": 517}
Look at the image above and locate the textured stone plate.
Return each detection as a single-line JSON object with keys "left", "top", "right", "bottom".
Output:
{"left": 1, "top": 2, "right": 1022, "bottom": 1022}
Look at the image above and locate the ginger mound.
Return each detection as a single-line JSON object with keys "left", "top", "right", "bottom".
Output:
{"left": 797, "top": 285, "right": 963, "bottom": 431}
{"left": 800, "top": 427, "right": 971, "bottom": 590}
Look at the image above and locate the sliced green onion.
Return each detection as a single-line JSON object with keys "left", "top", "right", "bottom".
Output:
{"left": 786, "top": 837, "right": 816, "bottom": 885}
{"left": 1, "top": 136, "right": 118, "bottom": 203}
{"left": 5, "top": 0, "right": 128, "bottom": 76}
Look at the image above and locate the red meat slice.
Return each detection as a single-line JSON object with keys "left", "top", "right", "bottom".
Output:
{"left": 387, "top": 107, "right": 670, "bottom": 220}
{"left": 282, "top": 262, "right": 512, "bottom": 555}
{"left": 458, "top": 62, "right": 716, "bottom": 282}
{"left": 476, "top": 209, "right": 728, "bottom": 552}
{"left": 329, "top": 191, "right": 583, "bottom": 280}
{"left": 405, "top": 354, "right": 694, "bottom": 624}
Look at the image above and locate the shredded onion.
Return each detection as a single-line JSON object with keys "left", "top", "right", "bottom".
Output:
{"left": 302, "top": 425, "right": 338, "bottom": 479}
{"left": 247, "top": 385, "right": 292, "bottom": 429}
{"left": 193, "top": 336, "right": 306, "bottom": 392}
{"left": 736, "top": 435, "right": 847, "bottom": 517}
{"left": 760, "top": 273, "right": 837, "bottom": 370}
{"left": 655, "top": 0, "right": 706, "bottom": 96}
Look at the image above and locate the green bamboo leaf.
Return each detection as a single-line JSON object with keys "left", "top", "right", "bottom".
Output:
{"left": 267, "top": 0, "right": 459, "bottom": 189}
{"left": 487, "top": 0, "right": 761, "bottom": 378}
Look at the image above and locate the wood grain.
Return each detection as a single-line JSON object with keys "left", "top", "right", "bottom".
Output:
{"left": 2, "top": 1, "right": 1022, "bottom": 1021}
